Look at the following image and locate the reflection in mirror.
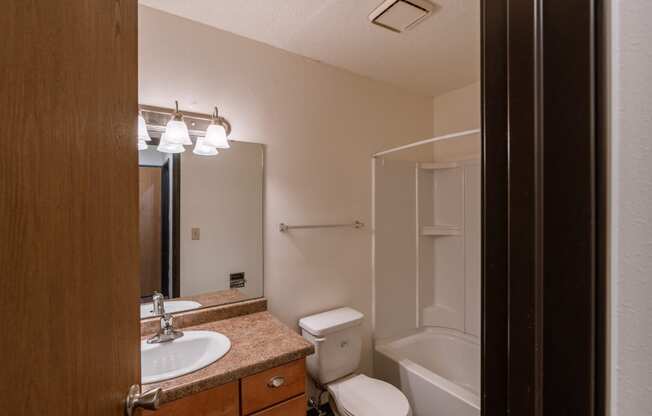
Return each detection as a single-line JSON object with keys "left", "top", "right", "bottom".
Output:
{"left": 138, "top": 140, "right": 264, "bottom": 319}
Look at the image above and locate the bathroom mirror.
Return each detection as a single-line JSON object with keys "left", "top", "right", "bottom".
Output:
{"left": 138, "top": 139, "right": 264, "bottom": 319}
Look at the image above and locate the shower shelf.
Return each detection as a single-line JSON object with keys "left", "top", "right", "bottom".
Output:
{"left": 421, "top": 225, "right": 461, "bottom": 236}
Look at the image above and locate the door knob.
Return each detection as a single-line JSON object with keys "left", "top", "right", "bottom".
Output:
{"left": 125, "top": 384, "right": 162, "bottom": 416}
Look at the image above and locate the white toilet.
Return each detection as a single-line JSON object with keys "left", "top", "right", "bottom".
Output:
{"left": 299, "top": 307, "right": 411, "bottom": 416}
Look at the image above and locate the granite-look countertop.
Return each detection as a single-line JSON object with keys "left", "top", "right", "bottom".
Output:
{"left": 143, "top": 311, "right": 314, "bottom": 404}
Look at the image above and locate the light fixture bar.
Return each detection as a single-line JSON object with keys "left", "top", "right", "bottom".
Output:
{"left": 139, "top": 104, "right": 232, "bottom": 136}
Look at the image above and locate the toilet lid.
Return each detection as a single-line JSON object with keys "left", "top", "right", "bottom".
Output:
{"left": 329, "top": 375, "right": 410, "bottom": 416}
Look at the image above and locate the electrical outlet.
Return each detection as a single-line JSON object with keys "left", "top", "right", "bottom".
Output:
{"left": 191, "top": 227, "right": 200, "bottom": 240}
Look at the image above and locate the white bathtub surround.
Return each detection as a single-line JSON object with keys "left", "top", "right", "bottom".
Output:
{"left": 375, "top": 327, "right": 480, "bottom": 416}
{"left": 373, "top": 155, "right": 480, "bottom": 339}
{"left": 373, "top": 82, "right": 481, "bottom": 342}
{"left": 419, "top": 159, "right": 481, "bottom": 336}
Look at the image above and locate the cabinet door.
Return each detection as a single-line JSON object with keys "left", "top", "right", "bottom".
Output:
{"left": 250, "top": 395, "right": 306, "bottom": 416}
{"left": 241, "top": 359, "right": 306, "bottom": 415}
{"left": 144, "top": 382, "right": 239, "bottom": 416}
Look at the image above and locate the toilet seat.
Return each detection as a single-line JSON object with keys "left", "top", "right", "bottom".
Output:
{"left": 328, "top": 374, "right": 411, "bottom": 416}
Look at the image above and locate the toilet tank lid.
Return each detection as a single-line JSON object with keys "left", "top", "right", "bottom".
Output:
{"left": 299, "top": 307, "right": 364, "bottom": 336}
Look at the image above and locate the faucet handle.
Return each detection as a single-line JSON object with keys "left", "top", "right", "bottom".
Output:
{"left": 161, "top": 313, "right": 173, "bottom": 329}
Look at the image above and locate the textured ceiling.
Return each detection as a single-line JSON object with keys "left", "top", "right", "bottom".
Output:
{"left": 138, "top": 0, "right": 480, "bottom": 97}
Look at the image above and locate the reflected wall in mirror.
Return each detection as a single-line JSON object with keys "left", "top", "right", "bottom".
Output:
{"left": 138, "top": 140, "right": 264, "bottom": 319}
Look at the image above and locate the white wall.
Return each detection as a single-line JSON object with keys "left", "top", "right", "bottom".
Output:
{"left": 139, "top": 6, "right": 434, "bottom": 374}
{"left": 432, "top": 82, "right": 481, "bottom": 162}
{"left": 608, "top": 1, "right": 652, "bottom": 414}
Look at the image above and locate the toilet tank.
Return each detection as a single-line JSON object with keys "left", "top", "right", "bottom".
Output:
{"left": 299, "top": 307, "right": 364, "bottom": 385}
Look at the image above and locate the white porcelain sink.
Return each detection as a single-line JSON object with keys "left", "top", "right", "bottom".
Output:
{"left": 141, "top": 330, "right": 231, "bottom": 384}
{"left": 140, "top": 300, "right": 202, "bottom": 319}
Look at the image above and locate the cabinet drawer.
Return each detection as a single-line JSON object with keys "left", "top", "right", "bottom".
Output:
{"left": 143, "top": 382, "right": 239, "bottom": 416}
{"left": 250, "top": 395, "right": 306, "bottom": 416}
{"left": 241, "top": 359, "right": 306, "bottom": 415}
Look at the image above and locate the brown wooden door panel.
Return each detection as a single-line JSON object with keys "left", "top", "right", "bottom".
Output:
{"left": 143, "top": 382, "right": 239, "bottom": 416}
{"left": 0, "top": 0, "right": 139, "bottom": 415}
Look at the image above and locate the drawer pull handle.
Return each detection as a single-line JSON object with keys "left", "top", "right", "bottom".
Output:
{"left": 267, "top": 376, "right": 285, "bottom": 388}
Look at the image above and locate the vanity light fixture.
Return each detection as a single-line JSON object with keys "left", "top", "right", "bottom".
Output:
{"left": 203, "top": 107, "right": 230, "bottom": 149}
{"left": 137, "top": 111, "right": 151, "bottom": 150}
{"left": 163, "top": 101, "right": 192, "bottom": 145}
{"left": 139, "top": 102, "right": 232, "bottom": 156}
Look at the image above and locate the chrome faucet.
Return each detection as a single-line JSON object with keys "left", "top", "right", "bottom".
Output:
{"left": 147, "top": 292, "right": 184, "bottom": 344}
{"left": 147, "top": 313, "right": 184, "bottom": 343}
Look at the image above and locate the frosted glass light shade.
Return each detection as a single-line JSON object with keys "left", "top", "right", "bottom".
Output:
{"left": 164, "top": 119, "right": 192, "bottom": 145}
{"left": 138, "top": 140, "right": 148, "bottom": 151}
{"left": 203, "top": 124, "right": 229, "bottom": 149}
{"left": 138, "top": 114, "right": 151, "bottom": 142}
{"left": 157, "top": 134, "right": 185, "bottom": 153}
{"left": 193, "top": 137, "right": 219, "bottom": 156}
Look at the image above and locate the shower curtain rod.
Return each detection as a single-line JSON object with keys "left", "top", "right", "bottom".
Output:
{"left": 372, "top": 129, "right": 481, "bottom": 158}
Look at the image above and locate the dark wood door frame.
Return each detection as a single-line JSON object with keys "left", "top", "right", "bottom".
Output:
{"left": 482, "top": 1, "right": 605, "bottom": 415}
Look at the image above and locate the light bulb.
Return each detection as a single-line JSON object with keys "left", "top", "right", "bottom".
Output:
{"left": 138, "top": 113, "right": 151, "bottom": 142}
{"left": 164, "top": 119, "right": 192, "bottom": 145}
{"left": 203, "top": 123, "right": 230, "bottom": 149}
{"left": 193, "top": 137, "right": 219, "bottom": 156}
{"left": 157, "top": 133, "right": 185, "bottom": 154}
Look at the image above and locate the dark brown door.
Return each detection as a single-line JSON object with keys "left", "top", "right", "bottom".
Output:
{"left": 140, "top": 167, "right": 163, "bottom": 298}
{"left": 482, "top": 0, "right": 603, "bottom": 415}
{"left": 0, "top": 1, "right": 139, "bottom": 415}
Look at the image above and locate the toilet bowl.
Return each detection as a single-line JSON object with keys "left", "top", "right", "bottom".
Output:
{"left": 327, "top": 374, "right": 411, "bottom": 416}
{"left": 299, "top": 307, "right": 412, "bottom": 416}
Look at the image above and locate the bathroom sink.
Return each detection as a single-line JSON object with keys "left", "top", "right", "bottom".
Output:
{"left": 140, "top": 300, "right": 202, "bottom": 318}
{"left": 141, "top": 330, "right": 231, "bottom": 384}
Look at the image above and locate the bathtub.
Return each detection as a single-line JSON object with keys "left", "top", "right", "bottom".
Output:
{"left": 374, "top": 327, "right": 480, "bottom": 416}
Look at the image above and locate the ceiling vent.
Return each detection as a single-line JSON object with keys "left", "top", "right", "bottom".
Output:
{"left": 369, "top": 0, "right": 437, "bottom": 33}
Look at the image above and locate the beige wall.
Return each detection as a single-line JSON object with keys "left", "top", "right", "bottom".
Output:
{"left": 139, "top": 6, "right": 434, "bottom": 374}
{"left": 608, "top": 1, "right": 652, "bottom": 414}
{"left": 432, "top": 82, "right": 481, "bottom": 161}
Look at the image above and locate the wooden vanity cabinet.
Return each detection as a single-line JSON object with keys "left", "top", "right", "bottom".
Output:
{"left": 143, "top": 382, "right": 239, "bottom": 416}
{"left": 241, "top": 359, "right": 306, "bottom": 415}
{"left": 143, "top": 359, "right": 306, "bottom": 416}
{"left": 249, "top": 394, "right": 306, "bottom": 416}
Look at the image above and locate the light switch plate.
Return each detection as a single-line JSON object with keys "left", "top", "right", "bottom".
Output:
{"left": 191, "top": 227, "right": 200, "bottom": 240}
